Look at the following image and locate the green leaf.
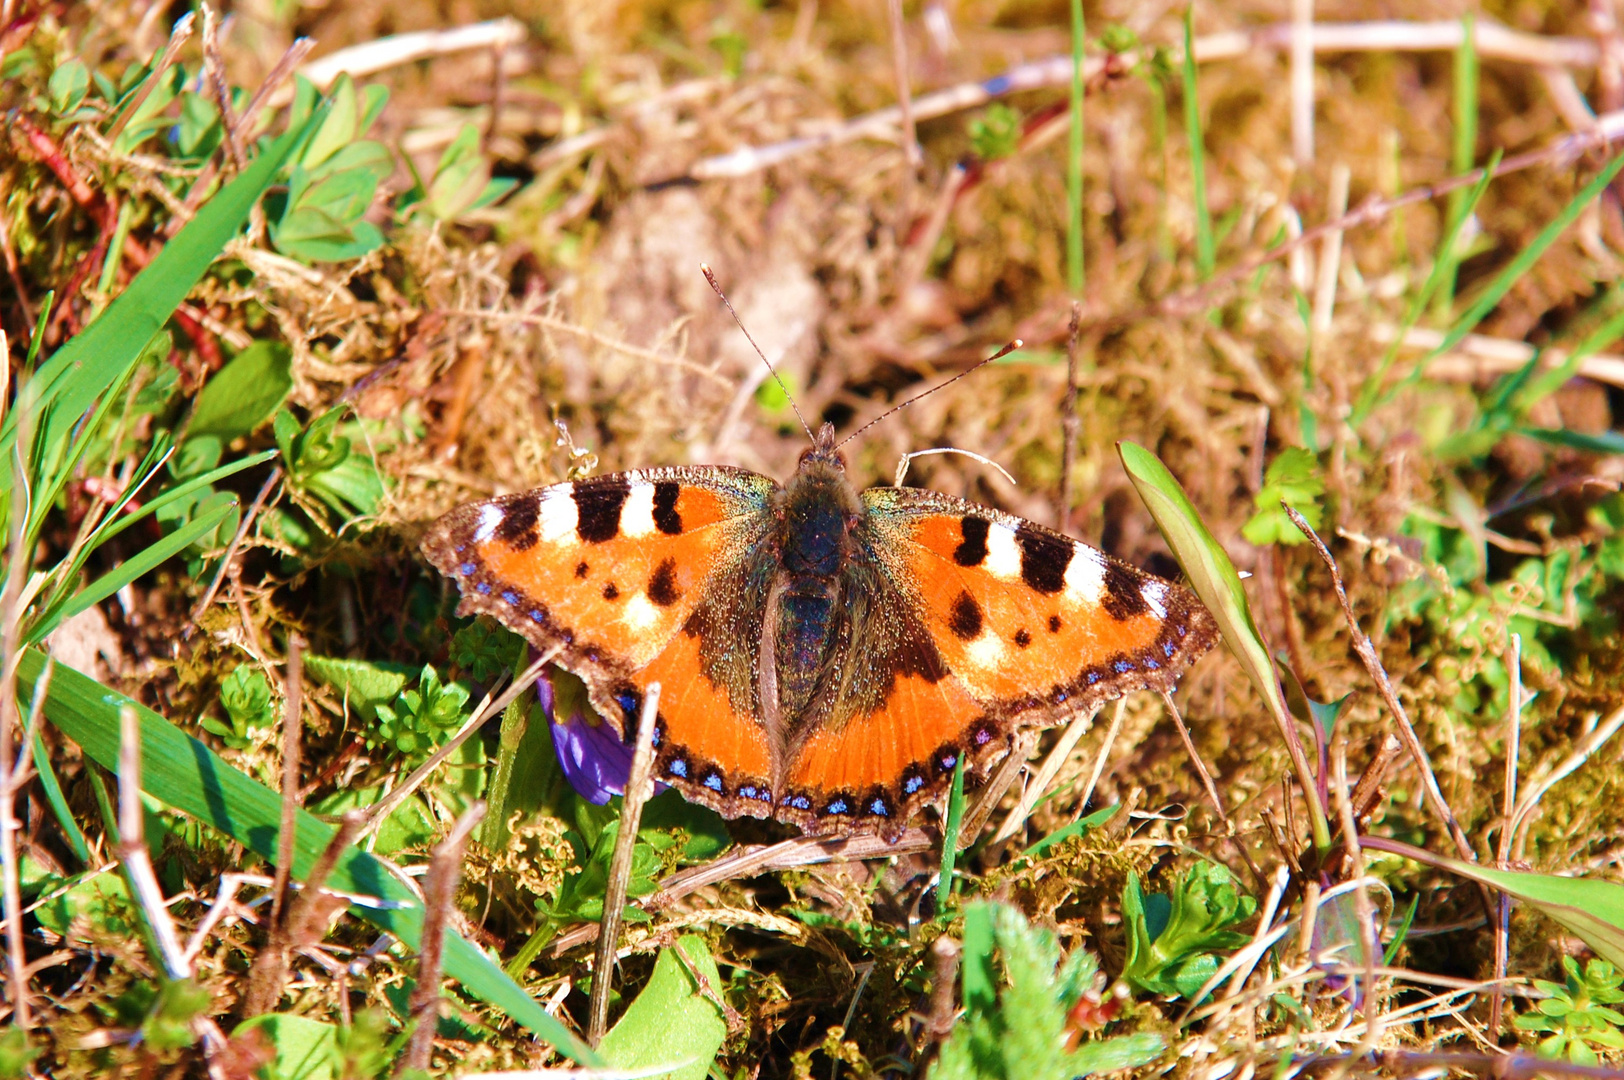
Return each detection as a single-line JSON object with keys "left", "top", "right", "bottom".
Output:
{"left": 0, "top": 113, "right": 320, "bottom": 498}
{"left": 599, "top": 936, "right": 727, "bottom": 1080}
{"left": 188, "top": 341, "right": 293, "bottom": 440}
{"left": 1369, "top": 837, "right": 1624, "bottom": 969}
{"left": 1241, "top": 447, "right": 1324, "bottom": 546}
{"left": 1119, "top": 440, "right": 1330, "bottom": 852}
{"left": 232, "top": 1014, "right": 338, "bottom": 1080}
{"left": 20, "top": 649, "right": 598, "bottom": 1065}
{"left": 1024, "top": 804, "right": 1119, "bottom": 859}
{"left": 302, "top": 654, "right": 412, "bottom": 722}
{"left": 48, "top": 59, "right": 89, "bottom": 115}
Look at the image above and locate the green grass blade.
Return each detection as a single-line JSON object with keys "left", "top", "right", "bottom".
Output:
{"left": 97, "top": 448, "right": 278, "bottom": 545}
{"left": 1350, "top": 152, "right": 1499, "bottom": 426}
{"left": 27, "top": 501, "right": 235, "bottom": 645}
{"left": 33, "top": 731, "right": 91, "bottom": 865}
{"left": 937, "top": 754, "right": 967, "bottom": 913}
{"left": 1517, "top": 283, "right": 1624, "bottom": 408}
{"left": 1366, "top": 836, "right": 1624, "bottom": 968}
{"left": 20, "top": 649, "right": 599, "bottom": 1064}
{"left": 1118, "top": 441, "right": 1331, "bottom": 852}
{"left": 1067, "top": 0, "right": 1085, "bottom": 293}
{"left": 1182, "top": 8, "right": 1214, "bottom": 279}
{"left": 0, "top": 115, "right": 319, "bottom": 496}
{"left": 1397, "top": 149, "right": 1624, "bottom": 398}
{"left": 1024, "top": 804, "right": 1118, "bottom": 859}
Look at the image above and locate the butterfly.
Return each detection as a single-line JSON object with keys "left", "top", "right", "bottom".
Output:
{"left": 422, "top": 423, "right": 1218, "bottom": 837}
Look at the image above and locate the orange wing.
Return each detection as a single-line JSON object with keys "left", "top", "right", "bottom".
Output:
{"left": 770, "top": 488, "right": 1218, "bottom": 835}
{"left": 881, "top": 496, "right": 1217, "bottom": 712}
{"left": 421, "top": 466, "right": 773, "bottom": 705}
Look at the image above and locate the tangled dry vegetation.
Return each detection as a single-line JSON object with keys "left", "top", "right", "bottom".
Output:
{"left": 2, "top": 0, "right": 1624, "bottom": 1076}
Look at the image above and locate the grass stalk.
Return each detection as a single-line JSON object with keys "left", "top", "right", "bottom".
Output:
{"left": 1068, "top": 0, "right": 1086, "bottom": 293}
{"left": 401, "top": 802, "right": 485, "bottom": 1074}
{"left": 588, "top": 681, "right": 662, "bottom": 1045}
{"left": 1434, "top": 12, "right": 1478, "bottom": 318}
{"left": 936, "top": 754, "right": 967, "bottom": 913}
{"left": 1183, "top": 7, "right": 1215, "bottom": 279}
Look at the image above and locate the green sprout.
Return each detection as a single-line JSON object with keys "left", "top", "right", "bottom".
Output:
{"left": 1515, "top": 957, "right": 1624, "bottom": 1065}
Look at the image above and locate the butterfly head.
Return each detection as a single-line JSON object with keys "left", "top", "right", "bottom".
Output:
{"left": 780, "top": 423, "right": 862, "bottom": 577}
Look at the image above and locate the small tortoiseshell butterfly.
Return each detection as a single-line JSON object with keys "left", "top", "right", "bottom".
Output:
{"left": 423, "top": 423, "right": 1217, "bottom": 836}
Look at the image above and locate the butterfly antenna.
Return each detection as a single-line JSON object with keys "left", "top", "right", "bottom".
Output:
{"left": 836, "top": 339, "right": 1023, "bottom": 451}
{"left": 702, "top": 263, "right": 815, "bottom": 443}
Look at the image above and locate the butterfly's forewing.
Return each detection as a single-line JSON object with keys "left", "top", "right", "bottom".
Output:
{"left": 772, "top": 488, "right": 1219, "bottom": 832}
{"left": 422, "top": 469, "right": 779, "bottom": 785}
{"left": 876, "top": 490, "right": 1218, "bottom": 710}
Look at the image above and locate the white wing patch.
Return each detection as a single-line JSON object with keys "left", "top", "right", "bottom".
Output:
{"left": 1141, "top": 579, "right": 1169, "bottom": 618}
{"left": 620, "top": 482, "right": 657, "bottom": 538}
{"left": 1063, "top": 545, "right": 1106, "bottom": 603}
{"left": 621, "top": 592, "right": 661, "bottom": 632}
{"left": 984, "top": 523, "right": 1023, "bottom": 580}
{"left": 537, "top": 488, "right": 579, "bottom": 542}
{"left": 474, "top": 505, "right": 504, "bottom": 542}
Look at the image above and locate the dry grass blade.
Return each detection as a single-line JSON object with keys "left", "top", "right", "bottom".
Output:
{"left": 588, "top": 682, "right": 661, "bottom": 1045}
{"left": 241, "top": 813, "right": 365, "bottom": 1017}
{"left": 989, "top": 703, "right": 1097, "bottom": 845}
{"left": 199, "top": 5, "right": 245, "bottom": 172}
{"left": 116, "top": 707, "right": 188, "bottom": 980}
{"left": 402, "top": 803, "right": 487, "bottom": 1074}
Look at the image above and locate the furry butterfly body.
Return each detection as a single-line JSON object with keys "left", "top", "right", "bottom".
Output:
{"left": 423, "top": 424, "right": 1217, "bottom": 836}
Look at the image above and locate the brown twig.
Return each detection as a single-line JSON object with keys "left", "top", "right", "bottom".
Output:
{"left": 116, "top": 707, "right": 189, "bottom": 980}
{"left": 270, "top": 638, "right": 304, "bottom": 932}
{"left": 190, "top": 466, "right": 283, "bottom": 627}
{"left": 1161, "top": 690, "right": 1230, "bottom": 830}
{"left": 888, "top": 0, "right": 920, "bottom": 193}
{"left": 0, "top": 435, "right": 35, "bottom": 1028}
{"left": 1490, "top": 631, "right": 1525, "bottom": 1040}
{"left": 240, "top": 812, "right": 364, "bottom": 1017}
{"left": 200, "top": 5, "right": 247, "bottom": 172}
{"left": 588, "top": 682, "right": 662, "bottom": 1045}
{"left": 400, "top": 803, "right": 485, "bottom": 1074}
{"left": 1282, "top": 505, "right": 1491, "bottom": 918}
{"left": 1057, "top": 302, "right": 1083, "bottom": 534}
{"left": 923, "top": 935, "right": 960, "bottom": 1044}
{"left": 105, "top": 12, "right": 196, "bottom": 143}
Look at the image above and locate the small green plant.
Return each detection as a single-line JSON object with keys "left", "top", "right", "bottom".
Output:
{"left": 451, "top": 619, "right": 525, "bottom": 684}
{"left": 1515, "top": 957, "right": 1624, "bottom": 1065}
{"left": 935, "top": 903, "right": 1162, "bottom": 1080}
{"left": 0, "top": 1026, "right": 40, "bottom": 1079}
{"left": 268, "top": 75, "right": 394, "bottom": 262}
{"left": 270, "top": 406, "right": 386, "bottom": 544}
{"left": 1241, "top": 447, "right": 1325, "bottom": 546}
{"left": 1120, "top": 862, "right": 1257, "bottom": 999}
{"left": 969, "top": 103, "right": 1023, "bottom": 161}
{"left": 109, "top": 978, "right": 213, "bottom": 1052}
{"left": 403, "top": 122, "right": 517, "bottom": 223}
{"left": 200, "top": 665, "right": 278, "bottom": 751}
{"left": 371, "top": 665, "right": 471, "bottom": 760}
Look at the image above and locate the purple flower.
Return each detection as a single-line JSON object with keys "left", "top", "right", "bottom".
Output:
{"left": 540, "top": 668, "right": 665, "bottom": 805}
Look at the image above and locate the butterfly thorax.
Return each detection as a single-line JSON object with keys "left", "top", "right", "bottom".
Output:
{"left": 763, "top": 432, "right": 866, "bottom": 729}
